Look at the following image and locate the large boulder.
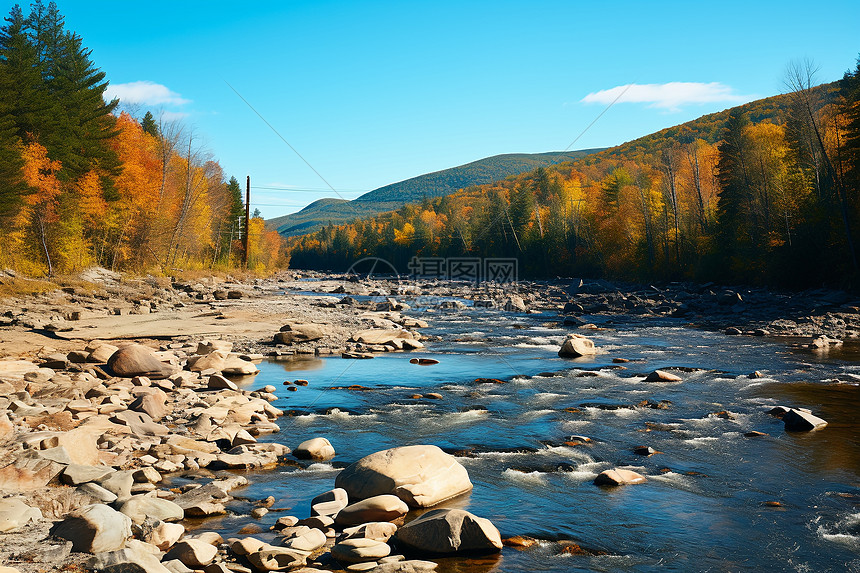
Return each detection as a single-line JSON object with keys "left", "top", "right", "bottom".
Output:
{"left": 334, "top": 445, "right": 472, "bottom": 507}
{"left": 558, "top": 334, "right": 597, "bottom": 358}
{"left": 783, "top": 408, "right": 828, "bottom": 431}
{"left": 394, "top": 508, "right": 502, "bottom": 554}
{"left": 294, "top": 437, "right": 335, "bottom": 461}
{"left": 50, "top": 504, "right": 132, "bottom": 553}
{"left": 107, "top": 345, "right": 175, "bottom": 379}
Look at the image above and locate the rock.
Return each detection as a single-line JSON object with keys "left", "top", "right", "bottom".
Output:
{"left": 644, "top": 370, "right": 682, "bottom": 382}
{"left": 282, "top": 527, "right": 327, "bottom": 552}
{"left": 247, "top": 546, "right": 308, "bottom": 570}
{"left": 189, "top": 350, "right": 229, "bottom": 372}
{"left": 78, "top": 482, "right": 118, "bottom": 503}
{"left": 128, "top": 392, "right": 167, "bottom": 421}
{"left": 50, "top": 504, "right": 133, "bottom": 553}
{"left": 61, "top": 464, "right": 115, "bottom": 486}
{"left": 251, "top": 507, "right": 268, "bottom": 518}
{"left": 221, "top": 356, "right": 259, "bottom": 376}
{"left": 144, "top": 521, "right": 185, "bottom": 551}
{"left": 230, "top": 537, "right": 266, "bottom": 556}
{"left": 331, "top": 538, "right": 391, "bottom": 563}
{"left": 97, "top": 470, "right": 136, "bottom": 502}
{"left": 0, "top": 455, "right": 66, "bottom": 492}
{"left": 274, "top": 323, "right": 327, "bottom": 344}
{"left": 503, "top": 296, "right": 527, "bottom": 312}
{"left": 340, "top": 522, "right": 397, "bottom": 542}
{"left": 119, "top": 495, "right": 183, "bottom": 524}
{"left": 350, "top": 329, "right": 411, "bottom": 345}
{"left": 394, "top": 508, "right": 502, "bottom": 554}
{"left": 107, "top": 344, "right": 175, "bottom": 379}
{"left": 294, "top": 437, "right": 336, "bottom": 461}
{"left": 196, "top": 340, "right": 233, "bottom": 355}
{"left": 311, "top": 487, "right": 349, "bottom": 517}
{"left": 0, "top": 498, "right": 42, "bottom": 532}
{"left": 87, "top": 540, "right": 172, "bottom": 573}
{"left": 593, "top": 468, "right": 647, "bottom": 486}
{"left": 111, "top": 410, "right": 169, "bottom": 437}
{"left": 725, "top": 327, "right": 742, "bottom": 335}
{"left": 744, "top": 431, "right": 768, "bottom": 437}
{"left": 88, "top": 343, "right": 120, "bottom": 364}
{"left": 334, "top": 445, "right": 472, "bottom": 507}
{"left": 335, "top": 495, "right": 409, "bottom": 526}
{"left": 558, "top": 334, "right": 597, "bottom": 358}
{"left": 783, "top": 408, "right": 828, "bottom": 431}
{"left": 163, "top": 539, "right": 218, "bottom": 568}
{"left": 208, "top": 374, "right": 238, "bottom": 390}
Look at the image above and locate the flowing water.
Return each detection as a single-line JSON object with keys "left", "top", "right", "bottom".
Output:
{"left": 183, "top": 301, "right": 860, "bottom": 572}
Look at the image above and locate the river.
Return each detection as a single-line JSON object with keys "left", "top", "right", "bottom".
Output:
{"left": 180, "top": 296, "right": 860, "bottom": 572}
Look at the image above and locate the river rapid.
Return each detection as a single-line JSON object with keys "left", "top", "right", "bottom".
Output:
{"left": 183, "top": 297, "right": 860, "bottom": 572}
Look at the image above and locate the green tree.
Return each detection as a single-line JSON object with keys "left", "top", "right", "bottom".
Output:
{"left": 140, "top": 111, "right": 158, "bottom": 137}
{"left": 716, "top": 109, "right": 754, "bottom": 274}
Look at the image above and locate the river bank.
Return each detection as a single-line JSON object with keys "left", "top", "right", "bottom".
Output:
{"left": 0, "top": 268, "right": 858, "bottom": 572}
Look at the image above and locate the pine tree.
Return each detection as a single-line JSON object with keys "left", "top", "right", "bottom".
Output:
{"left": 140, "top": 111, "right": 158, "bottom": 137}
{"left": 716, "top": 109, "right": 753, "bottom": 273}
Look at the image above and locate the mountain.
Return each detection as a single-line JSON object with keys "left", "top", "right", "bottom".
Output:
{"left": 266, "top": 149, "right": 603, "bottom": 236}
{"left": 286, "top": 78, "right": 860, "bottom": 287}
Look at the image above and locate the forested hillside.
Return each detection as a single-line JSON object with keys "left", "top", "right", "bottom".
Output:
{"left": 288, "top": 60, "right": 860, "bottom": 288}
{"left": 267, "top": 150, "right": 602, "bottom": 237}
{"left": 0, "top": 1, "right": 284, "bottom": 276}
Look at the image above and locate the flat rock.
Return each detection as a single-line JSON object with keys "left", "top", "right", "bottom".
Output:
{"left": 334, "top": 445, "right": 472, "bottom": 508}
{"left": 593, "top": 468, "right": 647, "bottom": 486}
{"left": 335, "top": 495, "right": 409, "bottom": 526}
{"left": 783, "top": 408, "right": 828, "bottom": 431}
{"left": 394, "top": 508, "right": 502, "bottom": 554}
{"left": 87, "top": 540, "right": 172, "bottom": 573}
{"left": 350, "top": 329, "right": 411, "bottom": 345}
{"left": 119, "top": 495, "right": 184, "bottom": 524}
{"left": 370, "top": 561, "right": 438, "bottom": 573}
{"left": 644, "top": 370, "right": 682, "bottom": 382}
{"left": 61, "top": 464, "right": 115, "bottom": 486}
{"left": 331, "top": 538, "right": 391, "bottom": 563}
{"left": 341, "top": 522, "right": 397, "bottom": 542}
{"left": 0, "top": 498, "right": 42, "bottom": 532}
{"left": 246, "top": 546, "right": 308, "bottom": 571}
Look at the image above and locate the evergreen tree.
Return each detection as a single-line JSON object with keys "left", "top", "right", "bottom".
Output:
{"left": 715, "top": 109, "right": 753, "bottom": 272}
{"left": 140, "top": 111, "right": 158, "bottom": 137}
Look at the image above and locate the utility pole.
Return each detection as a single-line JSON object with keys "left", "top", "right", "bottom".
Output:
{"left": 243, "top": 175, "right": 250, "bottom": 268}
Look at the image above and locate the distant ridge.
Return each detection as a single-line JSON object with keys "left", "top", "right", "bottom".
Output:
{"left": 267, "top": 149, "right": 603, "bottom": 236}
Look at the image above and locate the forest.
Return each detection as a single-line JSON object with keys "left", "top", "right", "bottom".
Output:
{"left": 288, "top": 59, "right": 860, "bottom": 288}
{"left": 0, "top": 1, "right": 284, "bottom": 276}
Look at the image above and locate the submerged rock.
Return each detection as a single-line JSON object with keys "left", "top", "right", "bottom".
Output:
{"left": 644, "top": 370, "right": 682, "bottom": 382}
{"left": 593, "top": 468, "right": 647, "bottom": 486}
{"left": 782, "top": 408, "right": 828, "bottom": 431}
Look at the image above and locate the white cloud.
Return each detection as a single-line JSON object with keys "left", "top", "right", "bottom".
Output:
{"left": 104, "top": 81, "right": 191, "bottom": 106}
{"left": 580, "top": 82, "right": 755, "bottom": 112}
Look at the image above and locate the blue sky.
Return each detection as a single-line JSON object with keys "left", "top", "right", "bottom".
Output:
{"left": 28, "top": 0, "right": 860, "bottom": 218}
